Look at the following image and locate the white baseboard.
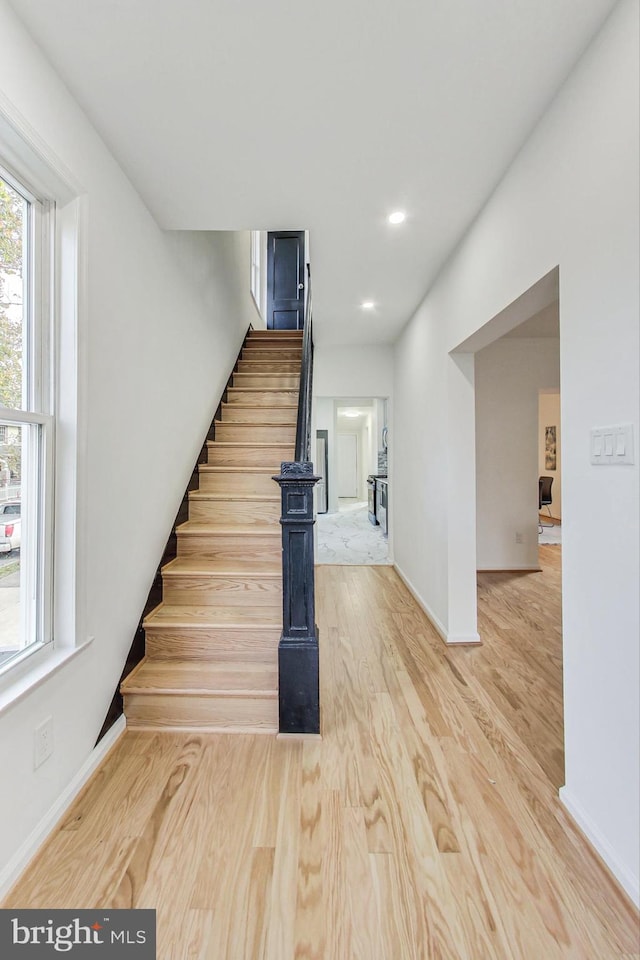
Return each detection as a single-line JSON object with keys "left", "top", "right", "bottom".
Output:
{"left": 0, "top": 715, "right": 127, "bottom": 900}
{"left": 445, "top": 631, "right": 482, "bottom": 644}
{"left": 559, "top": 786, "right": 639, "bottom": 908}
{"left": 393, "top": 564, "right": 481, "bottom": 646}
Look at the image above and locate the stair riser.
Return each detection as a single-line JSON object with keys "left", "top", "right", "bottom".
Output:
{"left": 198, "top": 472, "right": 280, "bottom": 495}
{"left": 247, "top": 331, "right": 302, "bottom": 339}
{"left": 178, "top": 534, "right": 281, "bottom": 561}
{"left": 225, "top": 390, "right": 298, "bottom": 405}
{"left": 240, "top": 340, "right": 302, "bottom": 360}
{"left": 207, "top": 445, "right": 293, "bottom": 467}
{"left": 124, "top": 693, "right": 278, "bottom": 732}
{"left": 220, "top": 405, "right": 297, "bottom": 424}
{"left": 145, "top": 627, "right": 280, "bottom": 662}
{"left": 189, "top": 499, "right": 280, "bottom": 524}
{"left": 237, "top": 361, "right": 300, "bottom": 373}
{"left": 233, "top": 374, "right": 300, "bottom": 388}
{"left": 215, "top": 423, "right": 296, "bottom": 443}
{"left": 163, "top": 575, "right": 282, "bottom": 606}
{"left": 238, "top": 350, "right": 302, "bottom": 374}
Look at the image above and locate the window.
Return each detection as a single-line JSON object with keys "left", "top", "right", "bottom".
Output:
{"left": 0, "top": 166, "right": 53, "bottom": 673}
{"left": 250, "top": 230, "right": 264, "bottom": 318}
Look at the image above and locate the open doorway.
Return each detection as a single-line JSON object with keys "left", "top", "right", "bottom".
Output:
{"left": 539, "top": 390, "right": 562, "bottom": 545}
{"left": 314, "top": 396, "right": 391, "bottom": 565}
{"left": 467, "top": 269, "right": 565, "bottom": 788}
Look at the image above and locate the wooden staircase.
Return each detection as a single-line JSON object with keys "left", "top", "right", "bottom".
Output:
{"left": 121, "top": 329, "right": 302, "bottom": 733}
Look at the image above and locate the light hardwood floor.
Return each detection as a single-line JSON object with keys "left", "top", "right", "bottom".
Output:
{"left": 4, "top": 549, "right": 639, "bottom": 958}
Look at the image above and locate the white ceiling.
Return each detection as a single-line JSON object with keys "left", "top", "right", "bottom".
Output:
{"left": 337, "top": 404, "right": 373, "bottom": 421}
{"left": 9, "top": 0, "right": 616, "bottom": 345}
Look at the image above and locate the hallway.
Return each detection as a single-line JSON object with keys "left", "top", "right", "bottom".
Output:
{"left": 4, "top": 556, "right": 637, "bottom": 958}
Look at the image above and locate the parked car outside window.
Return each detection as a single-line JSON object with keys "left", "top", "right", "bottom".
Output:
{"left": 0, "top": 500, "right": 21, "bottom": 553}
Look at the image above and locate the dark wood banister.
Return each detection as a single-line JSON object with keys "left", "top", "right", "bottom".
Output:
{"left": 294, "top": 265, "right": 313, "bottom": 462}
{"left": 272, "top": 265, "right": 320, "bottom": 734}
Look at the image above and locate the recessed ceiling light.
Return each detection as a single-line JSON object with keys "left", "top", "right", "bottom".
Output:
{"left": 343, "top": 410, "right": 361, "bottom": 418}
{"left": 388, "top": 211, "right": 406, "bottom": 225}
{"left": 361, "top": 301, "right": 375, "bottom": 310}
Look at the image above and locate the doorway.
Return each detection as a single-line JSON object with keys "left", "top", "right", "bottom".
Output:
{"left": 538, "top": 390, "right": 562, "bottom": 545}
{"left": 467, "top": 268, "right": 564, "bottom": 787}
{"left": 314, "top": 396, "right": 391, "bottom": 565}
{"left": 337, "top": 434, "right": 358, "bottom": 498}
{"left": 266, "top": 230, "right": 305, "bottom": 329}
{"left": 316, "top": 430, "right": 328, "bottom": 514}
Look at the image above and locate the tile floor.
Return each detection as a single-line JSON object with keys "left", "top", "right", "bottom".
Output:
{"left": 316, "top": 499, "right": 391, "bottom": 565}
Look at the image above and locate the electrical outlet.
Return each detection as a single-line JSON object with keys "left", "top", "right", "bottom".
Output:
{"left": 34, "top": 716, "right": 54, "bottom": 769}
{"left": 515, "top": 532, "right": 523, "bottom": 544}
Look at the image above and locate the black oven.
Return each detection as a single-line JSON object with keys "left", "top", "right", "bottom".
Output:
{"left": 367, "top": 474, "right": 387, "bottom": 525}
{"left": 376, "top": 479, "right": 388, "bottom": 536}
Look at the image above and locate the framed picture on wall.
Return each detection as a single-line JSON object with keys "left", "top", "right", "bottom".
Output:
{"left": 545, "top": 425, "right": 557, "bottom": 470}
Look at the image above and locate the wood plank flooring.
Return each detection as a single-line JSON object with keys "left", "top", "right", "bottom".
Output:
{"left": 475, "top": 545, "right": 564, "bottom": 788}
{"left": 4, "top": 549, "right": 639, "bottom": 958}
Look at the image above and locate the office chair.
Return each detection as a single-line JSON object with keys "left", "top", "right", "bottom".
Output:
{"left": 539, "top": 476, "right": 554, "bottom": 533}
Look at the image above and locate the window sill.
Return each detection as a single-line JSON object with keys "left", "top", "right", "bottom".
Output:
{"left": 0, "top": 638, "right": 94, "bottom": 718}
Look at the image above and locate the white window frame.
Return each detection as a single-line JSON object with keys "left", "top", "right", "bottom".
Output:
{"left": 0, "top": 104, "right": 93, "bottom": 713}
{"left": 0, "top": 162, "right": 55, "bottom": 677}
{"left": 250, "top": 229, "right": 267, "bottom": 322}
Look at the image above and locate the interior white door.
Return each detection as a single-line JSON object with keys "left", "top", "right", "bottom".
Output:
{"left": 337, "top": 433, "right": 358, "bottom": 498}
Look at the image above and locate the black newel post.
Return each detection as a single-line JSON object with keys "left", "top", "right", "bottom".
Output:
{"left": 273, "top": 460, "right": 320, "bottom": 734}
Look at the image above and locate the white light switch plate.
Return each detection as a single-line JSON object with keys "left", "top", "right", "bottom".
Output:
{"left": 590, "top": 424, "right": 634, "bottom": 465}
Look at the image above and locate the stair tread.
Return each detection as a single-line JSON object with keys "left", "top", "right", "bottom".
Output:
{"left": 225, "top": 394, "right": 297, "bottom": 401}
{"left": 189, "top": 490, "right": 279, "bottom": 500}
{"left": 177, "top": 520, "right": 280, "bottom": 536}
{"left": 206, "top": 440, "right": 294, "bottom": 448}
{"left": 145, "top": 601, "right": 282, "bottom": 627}
{"left": 162, "top": 558, "right": 282, "bottom": 577}
{"left": 198, "top": 465, "right": 285, "bottom": 473}
{"left": 214, "top": 424, "right": 296, "bottom": 432}
{"left": 220, "top": 404, "right": 298, "bottom": 410}
{"left": 122, "top": 658, "right": 278, "bottom": 696}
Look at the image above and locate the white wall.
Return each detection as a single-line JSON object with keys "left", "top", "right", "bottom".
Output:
{"left": 314, "top": 345, "right": 393, "bottom": 397}
{"left": 476, "top": 338, "right": 560, "bottom": 569}
{"left": 0, "top": 0, "right": 254, "bottom": 886}
{"left": 539, "top": 391, "right": 562, "bottom": 519}
{"left": 394, "top": 0, "right": 639, "bottom": 901}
